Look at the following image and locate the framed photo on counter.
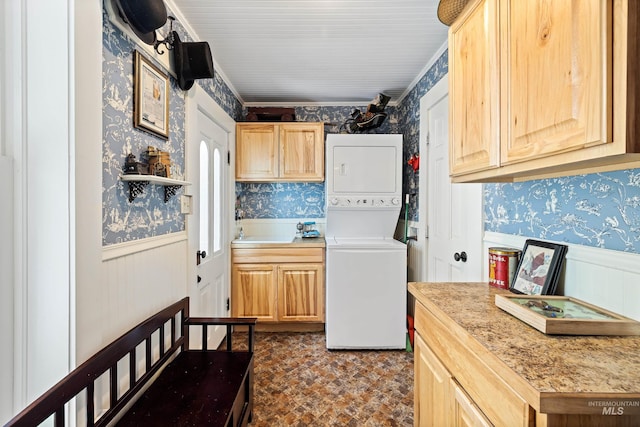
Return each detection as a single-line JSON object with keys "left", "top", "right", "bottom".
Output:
{"left": 134, "top": 50, "right": 169, "bottom": 139}
{"left": 510, "top": 239, "right": 567, "bottom": 296}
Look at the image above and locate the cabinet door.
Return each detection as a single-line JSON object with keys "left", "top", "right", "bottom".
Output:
{"left": 277, "top": 263, "right": 324, "bottom": 322}
{"left": 279, "top": 123, "right": 324, "bottom": 181}
{"left": 500, "top": 0, "right": 611, "bottom": 165}
{"left": 414, "top": 333, "right": 452, "bottom": 427}
{"left": 231, "top": 264, "right": 277, "bottom": 321}
{"left": 452, "top": 379, "right": 493, "bottom": 427}
{"left": 449, "top": 0, "right": 500, "bottom": 176}
{"left": 236, "top": 124, "right": 278, "bottom": 181}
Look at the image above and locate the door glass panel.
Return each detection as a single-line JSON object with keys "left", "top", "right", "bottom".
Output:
{"left": 199, "top": 140, "right": 210, "bottom": 254}
{"left": 213, "top": 148, "right": 221, "bottom": 253}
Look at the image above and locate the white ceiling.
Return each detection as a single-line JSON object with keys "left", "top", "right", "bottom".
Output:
{"left": 169, "top": 0, "right": 449, "bottom": 105}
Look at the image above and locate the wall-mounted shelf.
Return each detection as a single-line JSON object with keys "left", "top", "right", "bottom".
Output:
{"left": 120, "top": 175, "right": 191, "bottom": 203}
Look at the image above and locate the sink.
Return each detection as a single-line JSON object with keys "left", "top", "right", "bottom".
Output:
{"left": 232, "top": 236, "right": 294, "bottom": 244}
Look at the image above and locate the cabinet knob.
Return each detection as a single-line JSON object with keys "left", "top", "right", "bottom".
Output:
{"left": 454, "top": 251, "right": 468, "bottom": 262}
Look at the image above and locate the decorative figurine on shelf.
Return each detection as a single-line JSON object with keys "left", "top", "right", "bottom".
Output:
{"left": 145, "top": 146, "right": 171, "bottom": 178}
{"left": 123, "top": 153, "right": 149, "bottom": 175}
{"left": 151, "top": 161, "right": 167, "bottom": 177}
{"left": 124, "top": 153, "right": 138, "bottom": 174}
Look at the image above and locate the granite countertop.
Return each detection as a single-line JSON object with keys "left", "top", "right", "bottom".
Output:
{"left": 409, "top": 282, "right": 640, "bottom": 398}
{"left": 231, "top": 236, "right": 325, "bottom": 249}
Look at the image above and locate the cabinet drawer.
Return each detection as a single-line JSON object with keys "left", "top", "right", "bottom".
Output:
{"left": 415, "top": 301, "right": 532, "bottom": 427}
{"left": 232, "top": 248, "right": 324, "bottom": 264}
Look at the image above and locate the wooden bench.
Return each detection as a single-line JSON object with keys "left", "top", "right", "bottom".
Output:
{"left": 5, "top": 297, "right": 257, "bottom": 427}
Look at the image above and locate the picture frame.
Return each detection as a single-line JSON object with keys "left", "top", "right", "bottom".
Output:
{"left": 134, "top": 50, "right": 169, "bottom": 139}
{"left": 495, "top": 294, "right": 640, "bottom": 335}
{"left": 510, "top": 239, "right": 567, "bottom": 296}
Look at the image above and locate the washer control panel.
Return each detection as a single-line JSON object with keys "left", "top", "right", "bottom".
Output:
{"left": 328, "top": 196, "right": 401, "bottom": 208}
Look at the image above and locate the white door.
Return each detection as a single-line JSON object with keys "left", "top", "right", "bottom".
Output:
{"left": 421, "top": 76, "right": 483, "bottom": 282}
{"left": 186, "top": 86, "right": 234, "bottom": 348}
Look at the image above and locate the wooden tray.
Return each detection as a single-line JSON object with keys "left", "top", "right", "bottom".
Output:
{"left": 495, "top": 294, "right": 640, "bottom": 335}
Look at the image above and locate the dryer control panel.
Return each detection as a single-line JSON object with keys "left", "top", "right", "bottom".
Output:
{"left": 328, "top": 196, "right": 401, "bottom": 208}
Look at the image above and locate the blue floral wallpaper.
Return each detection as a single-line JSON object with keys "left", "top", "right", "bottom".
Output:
{"left": 102, "top": 6, "right": 242, "bottom": 246}
{"left": 102, "top": 13, "right": 184, "bottom": 246}
{"left": 485, "top": 171, "right": 640, "bottom": 253}
{"left": 236, "top": 182, "right": 325, "bottom": 219}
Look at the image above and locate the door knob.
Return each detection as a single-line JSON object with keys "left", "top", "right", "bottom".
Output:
{"left": 196, "top": 250, "right": 207, "bottom": 265}
{"left": 454, "top": 251, "right": 468, "bottom": 262}
{"left": 197, "top": 275, "right": 202, "bottom": 283}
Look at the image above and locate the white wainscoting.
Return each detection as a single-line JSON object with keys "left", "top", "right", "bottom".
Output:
{"left": 484, "top": 232, "right": 640, "bottom": 321}
{"left": 92, "top": 240, "right": 188, "bottom": 351}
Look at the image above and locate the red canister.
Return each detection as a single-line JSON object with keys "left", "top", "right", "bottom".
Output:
{"left": 488, "top": 247, "right": 521, "bottom": 289}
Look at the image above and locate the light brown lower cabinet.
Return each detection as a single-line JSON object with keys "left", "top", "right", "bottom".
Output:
{"left": 414, "top": 333, "right": 453, "bottom": 426}
{"left": 413, "top": 293, "right": 640, "bottom": 427}
{"left": 414, "top": 333, "right": 493, "bottom": 427}
{"left": 232, "top": 264, "right": 277, "bottom": 321}
{"left": 231, "top": 247, "right": 324, "bottom": 323}
{"left": 277, "top": 264, "right": 323, "bottom": 321}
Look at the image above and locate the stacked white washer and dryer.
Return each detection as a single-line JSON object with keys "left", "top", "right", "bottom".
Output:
{"left": 325, "top": 134, "right": 407, "bottom": 349}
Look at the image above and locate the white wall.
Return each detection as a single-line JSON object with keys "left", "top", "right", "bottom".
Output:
{"left": 24, "top": 0, "right": 73, "bottom": 408}
{"left": 484, "top": 232, "right": 640, "bottom": 321}
{"left": 0, "top": 157, "right": 14, "bottom": 422}
{"left": 73, "top": 0, "right": 110, "bottom": 364}
{"left": 0, "top": 0, "right": 15, "bottom": 420}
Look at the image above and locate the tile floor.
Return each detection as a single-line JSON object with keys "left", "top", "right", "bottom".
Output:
{"left": 244, "top": 332, "right": 414, "bottom": 426}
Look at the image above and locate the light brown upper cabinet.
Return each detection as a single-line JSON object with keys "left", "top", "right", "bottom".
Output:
{"left": 449, "top": 0, "right": 500, "bottom": 176}
{"left": 449, "top": 0, "right": 640, "bottom": 182}
{"left": 236, "top": 122, "right": 324, "bottom": 182}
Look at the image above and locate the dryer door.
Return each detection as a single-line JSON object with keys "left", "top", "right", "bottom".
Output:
{"left": 326, "top": 134, "right": 402, "bottom": 196}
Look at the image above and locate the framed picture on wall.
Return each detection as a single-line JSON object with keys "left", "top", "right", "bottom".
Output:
{"left": 134, "top": 50, "right": 169, "bottom": 139}
{"left": 510, "top": 239, "right": 568, "bottom": 296}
